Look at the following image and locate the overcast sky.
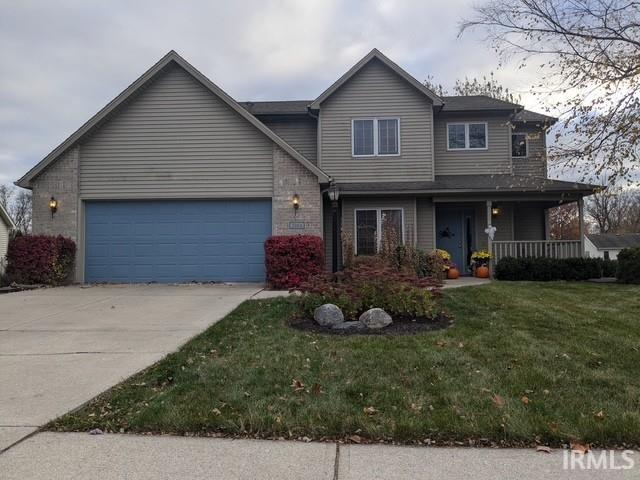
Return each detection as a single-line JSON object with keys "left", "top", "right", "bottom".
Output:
{"left": 0, "top": 0, "right": 563, "bottom": 188}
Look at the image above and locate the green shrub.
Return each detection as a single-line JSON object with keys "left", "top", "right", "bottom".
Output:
{"left": 616, "top": 247, "right": 640, "bottom": 284}
{"left": 600, "top": 258, "right": 618, "bottom": 277}
{"left": 495, "top": 256, "right": 611, "bottom": 281}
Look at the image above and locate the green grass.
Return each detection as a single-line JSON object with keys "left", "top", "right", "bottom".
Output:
{"left": 49, "top": 282, "right": 640, "bottom": 447}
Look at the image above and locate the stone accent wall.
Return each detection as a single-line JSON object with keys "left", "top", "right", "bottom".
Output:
{"left": 272, "top": 145, "right": 322, "bottom": 236}
{"left": 31, "top": 146, "right": 79, "bottom": 241}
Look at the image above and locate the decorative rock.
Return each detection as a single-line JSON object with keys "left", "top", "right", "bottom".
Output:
{"left": 332, "top": 321, "right": 366, "bottom": 331}
{"left": 313, "top": 304, "right": 344, "bottom": 327}
{"left": 359, "top": 308, "right": 392, "bottom": 329}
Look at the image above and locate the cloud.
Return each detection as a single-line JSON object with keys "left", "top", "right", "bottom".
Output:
{"left": 0, "top": 0, "right": 550, "bottom": 186}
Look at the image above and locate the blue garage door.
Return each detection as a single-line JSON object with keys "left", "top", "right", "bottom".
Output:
{"left": 85, "top": 200, "right": 271, "bottom": 283}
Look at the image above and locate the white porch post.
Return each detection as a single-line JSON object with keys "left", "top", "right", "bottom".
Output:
{"left": 486, "top": 200, "right": 493, "bottom": 275}
{"left": 578, "top": 197, "right": 585, "bottom": 257}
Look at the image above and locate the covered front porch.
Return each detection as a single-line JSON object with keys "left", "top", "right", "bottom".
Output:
{"left": 322, "top": 175, "right": 597, "bottom": 273}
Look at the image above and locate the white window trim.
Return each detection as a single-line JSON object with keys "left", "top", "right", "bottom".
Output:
{"left": 352, "top": 118, "right": 401, "bottom": 157}
{"left": 446, "top": 122, "right": 489, "bottom": 151}
{"left": 353, "top": 207, "right": 405, "bottom": 255}
{"left": 511, "top": 132, "right": 528, "bottom": 158}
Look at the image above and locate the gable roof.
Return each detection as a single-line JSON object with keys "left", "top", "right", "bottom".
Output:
{"left": 309, "top": 48, "right": 444, "bottom": 109}
{"left": 16, "top": 51, "right": 330, "bottom": 188}
{"left": 0, "top": 203, "right": 16, "bottom": 229}
{"left": 586, "top": 233, "right": 640, "bottom": 250}
{"left": 511, "top": 109, "right": 558, "bottom": 125}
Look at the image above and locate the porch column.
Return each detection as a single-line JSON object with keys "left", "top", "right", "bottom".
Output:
{"left": 578, "top": 197, "right": 585, "bottom": 257}
{"left": 486, "top": 200, "right": 493, "bottom": 275}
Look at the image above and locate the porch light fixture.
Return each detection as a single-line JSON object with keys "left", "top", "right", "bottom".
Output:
{"left": 491, "top": 206, "right": 501, "bottom": 217}
{"left": 49, "top": 197, "right": 58, "bottom": 218}
{"left": 292, "top": 193, "right": 300, "bottom": 211}
{"left": 328, "top": 183, "right": 340, "bottom": 204}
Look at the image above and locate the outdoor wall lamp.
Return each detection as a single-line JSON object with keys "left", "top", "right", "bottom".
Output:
{"left": 491, "top": 206, "right": 501, "bottom": 217}
{"left": 49, "top": 196, "right": 58, "bottom": 218}
{"left": 292, "top": 193, "right": 300, "bottom": 213}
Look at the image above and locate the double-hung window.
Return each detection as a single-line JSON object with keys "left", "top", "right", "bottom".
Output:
{"left": 447, "top": 122, "right": 488, "bottom": 150}
{"left": 355, "top": 208, "right": 404, "bottom": 255}
{"left": 352, "top": 118, "right": 400, "bottom": 156}
{"left": 511, "top": 133, "right": 528, "bottom": 157}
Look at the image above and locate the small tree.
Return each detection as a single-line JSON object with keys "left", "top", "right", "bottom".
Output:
{"left": 424, "top": 71, "right": 521, "bottom": 103}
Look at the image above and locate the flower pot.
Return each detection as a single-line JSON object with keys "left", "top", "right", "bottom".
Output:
{"left": 475, "top": 265, "right": 490, "bottom": 278}
{"left": 447, "top": 267, "right": 460, "bottom": 279}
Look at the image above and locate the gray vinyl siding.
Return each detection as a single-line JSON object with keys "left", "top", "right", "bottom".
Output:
{"left": 514, "top": 203, "right": 546, "bottom": 240}
{"left": 416, "top": 198, "right": 435, "bottom": 251}
{"left": 434, "top": 113, "right": 512, "bottom": 175}
{"left": 341, "top": 196, "right": 416, "bottom": 250}
{"left": 511, "top": 126, "right": 547, "bottom": 177}
{"left": 319, "top": 58, "right": 434, "bottom": 182}
{"left": 79, "top": 63, "right": 274, "bottom": 199}
{"left": 260, "top": 116, "right": 317, "bottom": 165}
{"left": 492, "top": 203, "right": 514, "bottom": 241}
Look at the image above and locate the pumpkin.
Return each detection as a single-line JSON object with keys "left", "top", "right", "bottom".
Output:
{"left": 475, "top": 265, "right": 490, "bottom": 278}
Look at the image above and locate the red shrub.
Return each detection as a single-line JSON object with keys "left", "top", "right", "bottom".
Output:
{"left": 265, "top": 235, "right": 325, "bottom": 289}
{"left": 6, "top": 235, "right": 77, "bottom": 285}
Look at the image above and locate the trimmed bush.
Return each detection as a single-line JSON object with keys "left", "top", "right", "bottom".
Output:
{"left": 265, "top": 235, "right": 325, "bottom": 289}
{"left": 6, "top": 235, "right": 76, "bottom": 285}
{"left": 495, "top": 256, "right": 614, "bottom": 282}
{"left": 616, "top": 247, "right": 640, "bottom": 284}
{"left": 299, "top": 262, "right": 440, "bottom": 321}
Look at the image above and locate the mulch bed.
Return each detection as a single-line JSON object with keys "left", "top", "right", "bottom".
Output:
{"left": 288, "top": 312, "right": 453, "bottom": 336}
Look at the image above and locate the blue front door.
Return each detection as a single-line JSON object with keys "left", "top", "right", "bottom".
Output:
{"left": 85, "top": 200, "right": 272, "bottom": 283}
{"left": 436, "top": 209, "right": 465, "bottom": 270}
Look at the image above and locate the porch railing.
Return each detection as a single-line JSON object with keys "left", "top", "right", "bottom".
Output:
{"left": 492, "top": 240, "right": 582, "bottom": 264}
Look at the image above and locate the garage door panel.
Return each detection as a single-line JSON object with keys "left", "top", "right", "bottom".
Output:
{"left": 85, "top": 200, "right": 271, "bottom": 283}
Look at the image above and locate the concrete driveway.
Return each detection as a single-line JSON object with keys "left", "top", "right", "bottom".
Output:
{"left": 0, "top": 284, "right": 262, "bottom": 451}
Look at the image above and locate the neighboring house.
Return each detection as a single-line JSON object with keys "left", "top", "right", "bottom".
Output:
{"left": 15, "top": 49, "right": 599, "bottom": 283}
{"left": 585, "top": 233, "right": 640, "bottom": 260}
{"left": 0, "top": 202, "right": 16, "bottom": 273}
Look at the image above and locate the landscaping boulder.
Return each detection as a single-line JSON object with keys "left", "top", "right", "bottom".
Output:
{"left": 332, "top": 321, "right": 366, "bottom": 331}
{"left": 314, "top": 304, "right": 344, "bottom": 327}
{"left": 359, "top": 308, "right": 392, "bottom": 329}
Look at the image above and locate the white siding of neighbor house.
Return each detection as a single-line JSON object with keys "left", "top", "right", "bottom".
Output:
{"left": 79, "top": 63, "right": 274, "bottom": 199}
{"left": 434, "top": 113, "right": 512, "bottom": 175}
{"left": 0, "top": 220, "right": 9, "bottom": 272}
{"left": 584, "top": 237, "right": 622, "bottom": 260}
{"left": 319, "top": 58, "right": 434, "bottom": 183}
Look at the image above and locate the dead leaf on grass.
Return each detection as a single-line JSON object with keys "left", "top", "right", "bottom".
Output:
{"left": 491, "top": 394, "right": 505, "bottom": 408}
{"left": 211, "top": 408, "right": 222, "bottom": 416}
{"left": 436, "top": 340, "right": 447, "bottom": 347}
{"left": 363, "top": 406, "right": 378, "bottom": 416}
{"left": 348, "top": 434, "right": 362, "bottom": 443}
{"left": 290, "top": 379, "right": 305, "bottom": 392}
{"left": 521, "top": 396, "right": 530, "bottom": 406}
{"left": 311, "top": 383, "right": 324, "bottom": 395}
{"left": 570, "top": 441, "right": 590, "bottom": 454}
{"left": 594, "top": 410, "right": 605, "bottom": 420}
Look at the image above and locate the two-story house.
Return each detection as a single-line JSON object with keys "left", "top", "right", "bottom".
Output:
{"left": 16, "top": 49, "right": 597, "bottom": 283}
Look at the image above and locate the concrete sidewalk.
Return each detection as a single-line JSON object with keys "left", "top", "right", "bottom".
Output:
{"left": 0, "top": 284, "right": 261, "bottom": 452}
{"left": 0, "top": 433, "right": 635, "bottom": 479}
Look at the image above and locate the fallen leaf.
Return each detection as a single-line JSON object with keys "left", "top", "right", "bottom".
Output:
{"left": 88, "top": 428, "right": 103, "bottom": 435}
{"left": 543, "top": 389, "right": 550, "bottom": 395}
{"left": 311, "top": 383, "right": 324, "bottom": 395}
{"left": 436, "top": 340, "right": 447, "bottom": 347}
{"left": 290, "top": 379, "right": 305, "bottom": 392}
{"left": 348, "top": 434, "right": 362, "bottom": 443}
{"left": 521, "top": 396, "right": 530, "bottom": 406}
{"left": 491, "top": 394, "right": 505, "bottom": 408}
{"left": 570, "top": 441, "right": 590, "bottom": 454}
{"left": 363, "top": 406, "right": 378, "bottom": 416}
{"left": 594, "top": 410, "right": 605, "bottom": 420}
{"left": 211, "top": 408, "right": 222, "bottom": 416}
{"left": 410, "top": 403, "right": 422, "bottom": 412}
{"left": 536, "top": 446, "right": 552, "bottom": 454}
{"left": 548, "top": 422, "right": 559, "bottom": 433}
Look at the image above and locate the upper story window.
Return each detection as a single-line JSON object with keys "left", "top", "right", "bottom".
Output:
{"left": 511, "top": 133, "right": 528, "bottom": 157}
{"left": 352, "top": 118, "right": 400, "bottom": 156}
{"left": 447, "top": 122, "right": 488, "bottom": 150}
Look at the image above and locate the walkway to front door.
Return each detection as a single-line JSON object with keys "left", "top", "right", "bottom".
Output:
{"left": 435, "top": 207, "right": 475, "bottom": 274}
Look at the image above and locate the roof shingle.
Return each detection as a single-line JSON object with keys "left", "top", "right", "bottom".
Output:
{"left": 586, "top": 233, "right": 640, "bottom": 249}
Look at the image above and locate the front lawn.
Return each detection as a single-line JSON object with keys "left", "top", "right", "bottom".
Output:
{"left": 50, "top": 282, "right": 640, "bottom": 448}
